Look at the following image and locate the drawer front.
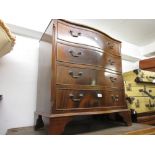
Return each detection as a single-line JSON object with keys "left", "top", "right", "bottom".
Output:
{"left": 56, "top": 89, "right": 105, "bottom": 110}
{"left": 104, "top": 71, "right": 124, "bottom": 88}
{"left": 56, "top": 64, "right": 123, "bottom": 88}
{"left": 105, "top": 39, "right": 121, "bottom": 56}
{"left": 57, "top": 43, "right": 122, "bottom": 72}
{"left": 105, "top": 89, "right": 125, "bottom": 107}
{"left": 57, "top": 21, "right": 105, "bottom": 49}
{"left": 57, "top": 21, "right": 121, "bottom": 56}
{"left": 104, "top": 52, "right": 122, "bottom": 72}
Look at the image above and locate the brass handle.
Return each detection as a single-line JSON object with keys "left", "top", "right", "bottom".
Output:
{"left": 107, "top": 42, "right": 114, "bottom": 49}
{"left": 69, "top": 71, "right": 83, "bottom": 78}
{"left": 110, "top": 77, "right": 117, "bottom": 83}
{"left": 69, "top": 50, "right": 82, "bottom": 57}
{"left": 108, "top": 59, "right": 115, "bottom": 65}
{"left": 69, "top": 93, "right": 84, "bottom": 102}
{"left": 69, "top": 30, "right": 81, "bottom": 37}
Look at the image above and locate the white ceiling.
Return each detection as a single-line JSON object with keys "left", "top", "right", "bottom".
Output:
{"left": 5, "top": 18, "right": 155, "bottom": 47}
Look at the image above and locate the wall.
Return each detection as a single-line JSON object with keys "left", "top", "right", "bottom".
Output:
{"left": 121, "top": 41, "right": 141, "bottom": 72}
{"left": 121, "top": 41, "right": 142, "bottom": 58}
{"left": 122, "top": 60, "right": 139, "bottom": 72}
{"left": 0, "top": 35, "right": 39, "bottom": 134}
{"left": 140, "top": 41, "right": 155, "bottom": 58}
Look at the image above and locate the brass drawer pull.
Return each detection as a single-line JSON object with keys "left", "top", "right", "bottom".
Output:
{"left": 110, "top": 77, "right": 117, "bottom": 82}
{"left": 69, "top": 71, "right": 83, "bottom": 78}
{"left": 108, "top": 59, "right": 115, "bottom": 65}
{"left": 69, "top": 50, "right": 82, "bottom": 57}
{"left": 107, "top": 42, "right": 114, "bottom": 49}
{"left": 69, "top": 30, "right": 81, "bottom": 37}
{"left": 69, "top": 93, "right": 84, "bottom": 102}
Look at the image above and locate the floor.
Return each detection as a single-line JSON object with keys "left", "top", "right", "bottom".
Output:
{"left": 6, "top": 116, "right": 155, "bottom": 135}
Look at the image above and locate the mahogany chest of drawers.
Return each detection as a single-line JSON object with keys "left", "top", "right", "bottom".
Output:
{"left": 35, "top": 19, "right": 132, "bottom": 134}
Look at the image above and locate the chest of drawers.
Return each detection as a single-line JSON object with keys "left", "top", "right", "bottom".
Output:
{"left": 35, "top": 19, "right": 132, "bottom": 134}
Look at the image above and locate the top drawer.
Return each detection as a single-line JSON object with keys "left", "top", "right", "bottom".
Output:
{"left": 57, "top": 21, "right": 121, "bottom": 56}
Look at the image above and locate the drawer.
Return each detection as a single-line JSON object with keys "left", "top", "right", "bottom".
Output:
{"left": 57, "top": 21, "right": 105, "bottom": 49}
{"left": 57, "top": 43, "right": 122, "bottom": 72}
{"left": 56, "top": 88, "right": 125, "bottom": 110}
{"left": 105, "top": 39, "right": 121, "bottom": 56}
{"left": 104, "top": 52, "right": 122, "bottom": 72}
{"left": 56, "top": 89, "right": 106, "bottom": 110}
{"left": 104, "top": 71, "right": 124, "bottom": 88}
{"left": 57, "top": 21, "right": 121, "bottom": 56}
{"left": 56, "top": 64, "right": 124, "bottom": 88}
{"left": 104, "top": 89, "right": 126, "bottom": 107}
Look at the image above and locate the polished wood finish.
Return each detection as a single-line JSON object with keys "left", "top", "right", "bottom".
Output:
{"left": 137, "top": 112, "right": 155, "bottom": 125}
{"left": 57, "top": 20, "right": 121, "bottom": 56}
{"left": 35, "top": 19, "right": 131, "bottom": 134}
{"left": 56, "top": 89, "right": 106, "bottom": 110}
{"left": 118, "top": 111, "right": 132, "bottom": 126}
{"left": 57, "top": 42, "right": 122, "bottom": 72}
{"left": 48, "top": 116, "right": 73, "bottom": 135}
{"left": 57, "top": 21, "right": 105, "bottom": 49}
{"left": 56, "top": 63, "right": 123, "bottom": 87}
{"left": 55, "top": 88, "right": 125, "bottom": 110}
{"left": 140, "top": 57, "right": 155, "bottom": 71}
